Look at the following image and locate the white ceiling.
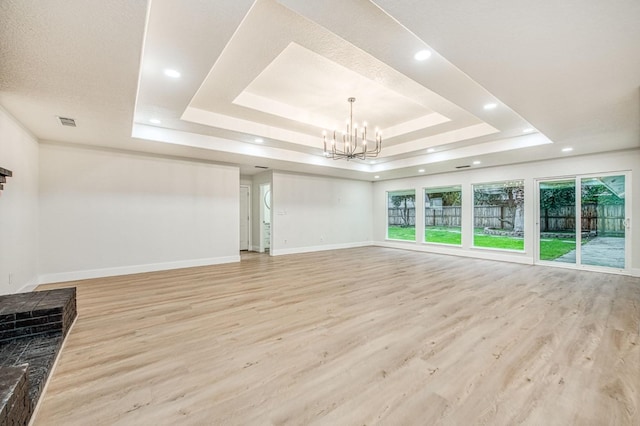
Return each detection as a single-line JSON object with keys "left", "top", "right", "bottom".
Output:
{"left": 1, "top": 0, "right": 638, "bottom": 180}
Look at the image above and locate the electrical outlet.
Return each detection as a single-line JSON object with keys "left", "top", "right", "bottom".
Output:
{"left": 320, "top": 236, "right": 324, "bottom": 242}
{"left": 8, "top": 273, "right": 13, "bottom": 285}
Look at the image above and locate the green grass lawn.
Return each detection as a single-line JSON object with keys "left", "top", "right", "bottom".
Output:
{"left": 473, "top": 230, "right": 524, "bottom": 251}
{"left": 425, "top": 226, "right": 461, "bottom": 245}
{"left": 387, "top": 226, "right": 463, "bottom": 243}
{"left": 389, "top": 226, "right": 579, "bottom": 260}
{"left": 539, "top": 239, "right": 576, "bottom": 260}
{"left": 387, "top": 226, "right": 415, "bottom": 241}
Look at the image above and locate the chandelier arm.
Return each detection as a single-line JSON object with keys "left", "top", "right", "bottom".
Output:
{"left": 322, "top": 97, "right": 382, "bottom": 161}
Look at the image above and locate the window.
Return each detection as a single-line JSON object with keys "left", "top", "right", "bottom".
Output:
{"left": 424, "top": 186, "right": 461, "bottom": 245}
{"left": 387, "top": 190, "right": 416, "bottom": 241}
{"left": 473, "top": 180, "right": 525, "bottom": 251}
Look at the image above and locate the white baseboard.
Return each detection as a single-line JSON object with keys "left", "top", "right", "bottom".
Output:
{"left": 17, "top": 277, "right": 40, "bottom": 293}
{"left": 374, "top": 240, "right": 533, "bottom": 265}
{"left": 271, "top": 241, "right": 373, "bottom": 256}
{"left": 37, "top": 255, "right": 241, "bottom": 285}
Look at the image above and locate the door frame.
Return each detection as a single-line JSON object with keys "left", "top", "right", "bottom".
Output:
{"left": 534, "top": 171, "right": 631, "bottom": 274}
{"left": 239, "top": 184, "right": 251, "bottom": 251}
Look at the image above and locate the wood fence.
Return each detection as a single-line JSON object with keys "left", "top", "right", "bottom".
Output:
{"left": 390, "top": 203, "right": 625, "bottom": 234}
{"left": 423, "top": 206, "right": 511, "bottom": 229}
{"left": 388, "top": 207, "right": 416, "bottom": 226}
{"left": 472, "top": 206, "right": 513, "bottom": 230}
{"left": 540, "top": 204, "right": 625, "bottom": 234}
{"left": 424, "top": 207, "right": 461, "bottom": 227}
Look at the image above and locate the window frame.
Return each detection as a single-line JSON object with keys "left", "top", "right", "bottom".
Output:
{"left": 423, "top": 185, "right": 463, "bottom": 246}
{"left": 386, "top": 189, "right": 417, "bottom": 242}
{"left": 471, "top": 179, "right": 525, "bottom": 252}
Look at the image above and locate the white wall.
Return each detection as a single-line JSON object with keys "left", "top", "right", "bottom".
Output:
{"left": 39, "top": 143, "right": 240, "bottom": 283}
{"left": 3, "top": 106, "right": 636, "bottom": 291}
{"left": 271, "top": 171, "right": 372, "bottom": 255}
{"left": 373, "top": 149, "right": 640, "bottom": 274}
{"left": 0, "top": 108, "right": 39, "bottom": 294}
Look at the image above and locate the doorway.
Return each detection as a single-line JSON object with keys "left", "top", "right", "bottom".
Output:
{"left": 536, "top": 173, "right": 629, "bottom": 271}
{"left": 259, "top": 183, "right": 271, "bottom": 253}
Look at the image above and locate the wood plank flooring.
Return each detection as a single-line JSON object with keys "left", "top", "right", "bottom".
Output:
{"left": 34, "top": 247, "right": 640, "bottom": 425}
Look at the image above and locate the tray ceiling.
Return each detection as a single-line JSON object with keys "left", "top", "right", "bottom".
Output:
{"left": 1, "top": 0, "right": 637, "bottom": 180}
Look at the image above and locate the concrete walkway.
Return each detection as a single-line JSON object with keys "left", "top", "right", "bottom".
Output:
{"left": 554, "top": 236, "right": 625, "bottom": 269}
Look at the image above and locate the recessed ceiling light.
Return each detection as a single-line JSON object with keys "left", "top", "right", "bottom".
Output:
{"left": 483, "top": 103, "right": 497, "bottom": 110}
{"left": 374, "top": 175, "right": 380, "bottom": 179}
{"left": 427, "top": 148, "right": 435, "bottom": 153}
{"left": 163, "top": 69, "right": 181, "bottom": 78}
{"left": 473, "top": 160, "right": 481, "bottom": 165}
{"left": 149, "top": 118, "right": 161, "bottom": 124}
{"left": 562, "top": 147, "right": 573, "bottom": 152}
{"left": 418, "top": 169, "right": 425, "bottom": 173}
{"left": 254, "top": 138, "right": 263, "bottom": 143}
{"left": 522, "top": 128, "right": 534, "bottom": 133}
{"left": 414, "top": 50, "right": 432, "bottom": 61}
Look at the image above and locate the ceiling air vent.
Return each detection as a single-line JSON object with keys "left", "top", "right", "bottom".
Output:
{"left": 455, "top": 165, "right": 471, "bottom": 169}
{"left": 254, "top": 166, "right": 268, "bottom": 169}
{"left": 57, "top": 116, "right": 76, "bottom": 127}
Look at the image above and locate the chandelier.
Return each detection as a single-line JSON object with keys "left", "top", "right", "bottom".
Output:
{"left": 323, "top": 97, "right": 382, "bottom": 160}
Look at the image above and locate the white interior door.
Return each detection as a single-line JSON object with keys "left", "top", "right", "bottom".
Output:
{"left": 239, "top": 185, "right": 250, "bottom": 251}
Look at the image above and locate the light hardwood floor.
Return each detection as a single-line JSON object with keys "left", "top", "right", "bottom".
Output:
{"left": 35, "top": 247, "right": 639, "bottom": 425}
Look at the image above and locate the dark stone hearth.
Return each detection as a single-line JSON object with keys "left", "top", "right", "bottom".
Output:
{"left": 0, "top": 334, "right": 62, "bottom": 404}
{"left": 0, "top": 365, "right": 30, "bottom": 426}
{"left": 0, "top": 288, "right": 76, "bottom": 343}
{"left": 0, "top": 288, "right": 76, "bottom": 425}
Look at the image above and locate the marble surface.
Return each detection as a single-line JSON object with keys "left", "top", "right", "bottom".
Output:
{"left": 0, "top": 288, "right": 76, "bottom": 424}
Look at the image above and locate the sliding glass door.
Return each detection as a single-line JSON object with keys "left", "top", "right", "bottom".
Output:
{"left": 537, "top": 173, "right": 628, "bottom": 271}
{"left": 579, "top": 175, "right": 626, "bottom": 268}
{"left": 539, "top": 179, "right": 577, "bottom": 265}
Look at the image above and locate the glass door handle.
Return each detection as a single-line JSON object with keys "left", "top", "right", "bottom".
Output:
{"left": 625, "top": 218, "right": 630, "bottom": 229}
